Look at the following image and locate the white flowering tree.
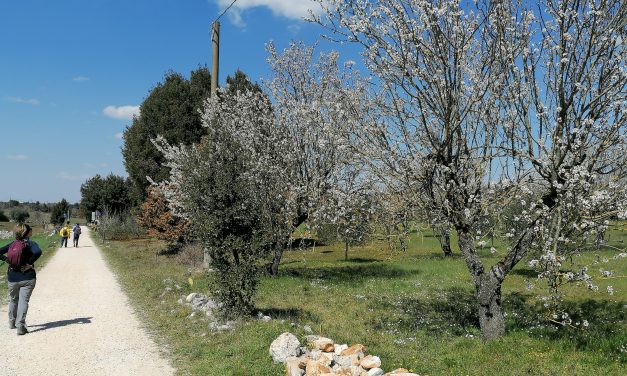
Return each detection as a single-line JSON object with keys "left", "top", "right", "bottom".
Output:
{"left": 312, "top": 163, "right": 376, "bottom": 261}
{"left": 263, "top": 41, "right": 372, "bottom": 275}
{"left": 501, "top": 0, "right": 627, "bottom": 320}
{"left": 312, "top": 0, "right": 626, "bottom": 340}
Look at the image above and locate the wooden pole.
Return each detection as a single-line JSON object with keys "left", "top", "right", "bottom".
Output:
{"left": 211, "top": 21, "right": 220, "bottom": 97}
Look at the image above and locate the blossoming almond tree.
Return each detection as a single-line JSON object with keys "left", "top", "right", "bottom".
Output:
{"left": 311, "top": 0, "right": 517, "bottom": 340}
{"left": 502, "top": 0, "right": 626, "bottom": 318}
{"left": 312, "top": 0, "right": 626, "bottom": 340}
{"left": 263, "top": 41, "right": 373, "bottom": 275}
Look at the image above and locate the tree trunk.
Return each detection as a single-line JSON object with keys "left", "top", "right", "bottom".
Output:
{"left": 268, "top": 246, "right": 283, "bottom": 276}
{"left": 476, "top": 273, "right": 505, "bottom": 341}
{"left": 457, "top": 229, "right": 505, "bottom": 341}
{"left": 268, "top": 212, "right": 308, "bottom": 277}
{"left": 595, "top": 229, "right": 605, "bottom": 251}
{"left": 344, "top": 242, "right": 349, "bottom": 261}
{"left": 435, "top": 225, "right": 453, "bottom": 257}
{"left": 440, "top": 231, "right": 452, "bottom": 257}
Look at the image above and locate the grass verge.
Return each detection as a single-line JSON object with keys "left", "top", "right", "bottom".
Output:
{"left": 99, "top": 226, "right": 626, "bottom": 376}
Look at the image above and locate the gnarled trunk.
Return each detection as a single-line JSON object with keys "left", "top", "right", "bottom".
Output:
{"left": 268, "top": 246, "right": 283, "bottom": 276}
{"left": 268, "top": 212, "right": 309, "bottom": 277}
{"left": 476, "top": 273, "right": 505, "bottom": 341}
{"left": 433, "top": 224, "right": 453, "bottom": 257}
{"left": 439, "top": 229, "right": 453, "bottom": 257}
{"left": 457, "top": 229, "right": 506, "bottom": 341}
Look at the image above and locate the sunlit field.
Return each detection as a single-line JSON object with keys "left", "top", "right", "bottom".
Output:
{"left": 99, "top": 223, "right": 626, "bottom": 375}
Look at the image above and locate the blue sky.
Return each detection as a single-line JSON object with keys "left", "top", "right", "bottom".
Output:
{"left": 0, "top": 0, "right": 353, "bottom": 204}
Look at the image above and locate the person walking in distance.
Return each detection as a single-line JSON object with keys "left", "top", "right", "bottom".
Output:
{"left": 0, "top": 223, "right": 42, "bottom": 335}
{"left": 59, "top": 221, "right": 71, "bottom": 247}
{"left": 72, "top": 223, "right": 82, "bottom": 247}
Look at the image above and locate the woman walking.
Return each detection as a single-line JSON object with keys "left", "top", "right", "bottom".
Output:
{"left": 0, "top": 223, "right": 42, "bottom": 335}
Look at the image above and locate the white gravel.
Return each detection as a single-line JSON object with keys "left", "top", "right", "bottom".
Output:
{"left": 0, "top": 226, "right": 176, "bottom": 376}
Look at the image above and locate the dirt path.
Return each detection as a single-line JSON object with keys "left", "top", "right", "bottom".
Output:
{"left": 0, "top": 227, "right": 175, "bottom": 376}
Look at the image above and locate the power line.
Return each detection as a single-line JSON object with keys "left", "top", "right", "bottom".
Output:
{"left": 214, "top": 0, "right": 238, "bottom": 23}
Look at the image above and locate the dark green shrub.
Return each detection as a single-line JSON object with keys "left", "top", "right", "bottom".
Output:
{"left": 10, "top": 208, "right": 30, "bottom": 222}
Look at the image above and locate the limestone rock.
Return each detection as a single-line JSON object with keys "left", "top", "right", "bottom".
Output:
{"left": 367, "top": 368, "right": 384, "bottom": 376}
{"left": 310, "top": 350, "right": 322, "bottom": 360}
{"left": 318, "top": 352, "right": 334, "bottom": 367}
{"left": 334, "top": 344, "right": 348, "bottom": 355}
{"left": 340, "top": 344, "right": 366, "bottom": 357}
{"left": 270, "top": 332, "right": 302, "bottom": 363}
{"left": 185, "top": 292, "right": 197, "bottom": 302}
{"left": 285, "top": 356, "right": 308, "bottom": 370}
{"left": 286, "top": 358, "right": 305, "bottom": 376}
{"left": 334, "top": 354, "right": 352, "bottom": 368}
{"left": 334, "top": 368, "right": 353, "bottom": 376}
{"left": 360, "top": 355, "right": 381, "bottom": 370}
{"left": 305, "top": 360, "right": 332, "bottom": 376}
{"left": 312, "top": 337, "right": 335, "bottom": 352}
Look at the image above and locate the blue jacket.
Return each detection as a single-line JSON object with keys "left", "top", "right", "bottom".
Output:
{"left": 0, "top": 239, "right": 42, "bottom": 282}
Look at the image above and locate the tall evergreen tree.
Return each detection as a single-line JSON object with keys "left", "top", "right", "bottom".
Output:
{"left": 80, "top": 174, "right": 132, "bottom": 221}
{"left": 50, "top": 199, "right": 70, "bottom": 225}
{"left": 122, "top": 67, "right": 213, "bottom": 203}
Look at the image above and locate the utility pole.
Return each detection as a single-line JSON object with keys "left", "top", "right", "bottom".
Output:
{"left": 211, "top": 21, "right": 220, "bottom": 97}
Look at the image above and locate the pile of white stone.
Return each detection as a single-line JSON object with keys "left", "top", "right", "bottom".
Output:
{"left": 270, "top": 332, "right": 419, "bottom": 376}
{"left": 0, "top": 230, "right": 12, "bottom": 240}
{"left": 180, "top": 292, "right": 238, "bottom": 331}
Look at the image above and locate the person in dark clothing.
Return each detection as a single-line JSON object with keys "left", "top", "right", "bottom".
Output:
{"left": 72, "top": 223, "right": 81, "bottom": 247}
{"left": 0, "top": 223, "right": 41, "bottom": 335}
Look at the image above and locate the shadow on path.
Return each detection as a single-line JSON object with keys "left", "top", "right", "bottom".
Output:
{"left": 29, "top": 317, "right": 93, "bottom": 333}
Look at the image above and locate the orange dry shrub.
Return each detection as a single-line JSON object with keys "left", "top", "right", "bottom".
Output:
{"left": 137, "top": 187, "right": 191, "bottom": 243}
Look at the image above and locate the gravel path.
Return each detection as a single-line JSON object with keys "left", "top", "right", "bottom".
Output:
{"left": 0, "top": 227, "right": 175, "bottom": 376}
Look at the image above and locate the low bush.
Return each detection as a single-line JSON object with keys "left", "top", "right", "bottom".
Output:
{"left": 96, "top": 213, "right": 145, "bottom": 241}
{"left": 176, "top": 242, "right": 205, "bottom": 271}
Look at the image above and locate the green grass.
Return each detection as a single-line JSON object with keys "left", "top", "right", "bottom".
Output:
{"left": 98, "top": 225, "right": 626, "bottom": 376}
{"left": 0, "top": 221, "right": 60, "bottom": 304}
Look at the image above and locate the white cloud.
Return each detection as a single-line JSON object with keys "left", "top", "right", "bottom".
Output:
{"left": 7, "top": 97, "right": 40, "bottom": 105}
{"left": 57, "top": 172, "right": 91, "bottom": 181}
{"left": 73, "top": 76, "right": 90, "bottom": 82}
{"left": 114, "top": 132, "right": 123, "bottom": 139}
{"left": 103, "top": 105, "right": 140, "bottom": 120}
{"left": 213, "top": 0, "right": 321, "bottom": 26}
{"left": 7, "top": 154, "right": 29, "bottom": 160}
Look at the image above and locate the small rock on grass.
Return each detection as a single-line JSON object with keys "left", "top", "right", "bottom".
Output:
{"left": 185, "top": 293, "right": 197, "bottom": 303}
{"left": 270, "top": 332, "right": 301, "bottom": 363}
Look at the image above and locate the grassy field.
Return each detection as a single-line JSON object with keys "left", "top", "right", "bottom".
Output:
{"left": 0, "top": 221, "right": 59, "bottom": 304}
{"left": 98, "top": 224, "right": 625, "bottom": 375}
